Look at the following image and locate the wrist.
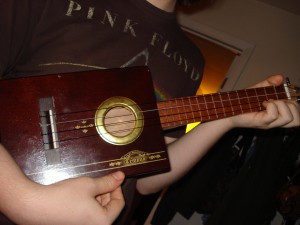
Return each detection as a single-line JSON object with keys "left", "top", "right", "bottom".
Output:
{"left": 0, "top": 177, "right": 41, "bottom": 224}
{"left": 210, "top": 117, "right": 236, "bottom": 131}
{"left": 227, "top": 115, "right": 246, "bottom": 129}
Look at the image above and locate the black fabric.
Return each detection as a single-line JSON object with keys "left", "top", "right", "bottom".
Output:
{"left": 152, "top": 128, "right": 254, "bottom": 224}
{"left": 0, "top": 0, "right": 204, "bottom": 101}
{"left": 152, "top": 128, "right": 300, "bottom": 225}
{"left": 206, "top": 128, "right": 300, "bottom": 225}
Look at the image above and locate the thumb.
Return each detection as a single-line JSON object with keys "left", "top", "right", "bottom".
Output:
{"left": 92, "top": 171, "right": 125, "bottom": 195}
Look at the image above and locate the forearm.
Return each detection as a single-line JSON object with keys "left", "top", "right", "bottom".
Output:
{"left": 0, "top": 144, "right": 37, "bottom": 223}
{"left": 136, "top": 118, "right": 234, "bottom": 194}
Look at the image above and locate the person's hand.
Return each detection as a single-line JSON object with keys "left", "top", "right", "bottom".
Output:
{"left": 6, "top": 171, "right": 125, "bottom": 225}
{"left": 229, "top": 75, "right": 300, "bottom": 129}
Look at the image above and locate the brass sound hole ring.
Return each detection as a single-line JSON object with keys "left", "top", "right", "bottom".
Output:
{"left": 95, "top": 96, "right": 144, "bottom": 145}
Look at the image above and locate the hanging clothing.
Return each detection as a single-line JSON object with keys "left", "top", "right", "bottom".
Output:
{"left": 152, "top": 128, "right": 300, "bottom": 225}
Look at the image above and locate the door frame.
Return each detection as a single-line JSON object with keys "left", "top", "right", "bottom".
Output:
{"left": 179, "top": 19, "right": 255, "bottom": 91}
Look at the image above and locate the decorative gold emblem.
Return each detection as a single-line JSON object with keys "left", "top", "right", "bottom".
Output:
{"left": 109, "top": 150, "right": 163, "bottom": 167}
{"left": 75, "top": 120, "right": 94, "bottom": 133}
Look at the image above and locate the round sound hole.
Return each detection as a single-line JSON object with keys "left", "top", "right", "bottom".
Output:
{"left": 104, "top": 106, "right": 135, "bottom": 137}
{"left": 95, "top": 97, "right": 144, "bottom": 145}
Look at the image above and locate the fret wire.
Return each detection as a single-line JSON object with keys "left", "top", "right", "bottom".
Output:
{"left": 219, "top": 93, "right": 226, "bottom": 118}
{"left": 236, "top": 90, "right": 243, "bottom": 114}
{"left": 232, "top": 91, "right": 241, "bottom": 115}
{"left": 211, "top": 94, "right": 218, "bottom": 120}
{"left": 183, "top": 98, "right": 188, "bottom": 123}
{"left": 176, "top": 99, "right": 181, "bottom": 126}
{"left": 203, "top": 94, "right": 211, "bottom": 120}
{"left": 273, "top": 86, "right": 279, "bottom": 100}
{"left": 244, "top": 89, "right": 252, "bottom": 112}
{"left": 257, "top": 87, "right": 266, "bottom": 104}
{"left": 220, "top": 93, "right": 229, "bottom": 116}
{"left": 175, "top": 99, "right": 180, "bottom": 127}
{"left": 240, "top": 94, "right": 247, "bottom": 113}
{"left": 169, "top": 103, "right": 174, "bottom": 127}
{"left": 181, "top": 97, "right": 188, "bottom": 125}
{"left": 192, "top": 98, "right": 198, "bottom": 121}
{"left": 195, "top": 96, "right": 203, "bottom": 122}
{"left": 170, "top": 100, "right": 176, "bottom": 127}
{"left": 171, "top": 99, "right": 177, "bottom": 127}
{"left": 248, "top": 89, "right": 257, "bottom": 111}
{"left": 164, "top": 101, "right": 171, "bottom": 128}
{"left": 176, "top": 98, "right": 183, "bottom": 126}
{"left": 175, "top": 98, "right": 180, "bottom": 126}
{"left": 227, "top": 92, "right": 235, "bottom": 115}
{"left": 179, "top": 100, "right": 184, "bottom": 125}
{"left": 188, "top": 97, "right": 196, "bottom": 123}
{"left": 253, "top": 88, "right": 262, "bottom": 111}
{"left": 263, "top": 87, "right": 268, "bottom": 101}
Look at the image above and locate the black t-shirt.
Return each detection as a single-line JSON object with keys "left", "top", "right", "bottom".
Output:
{"left": 0, "top": 1, "right": 205, "bottom": 224}
{"left": 0, "top": 0, "right": 204, "bottom": 100}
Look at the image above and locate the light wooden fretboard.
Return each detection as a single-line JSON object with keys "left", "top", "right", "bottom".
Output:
{"left": 157, "top": 85, "right": 288, "bottom": 129}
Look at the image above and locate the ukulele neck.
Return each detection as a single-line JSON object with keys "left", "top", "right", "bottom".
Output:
{"left": 157, "top": 85, "right": 288, "bottom": 129}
